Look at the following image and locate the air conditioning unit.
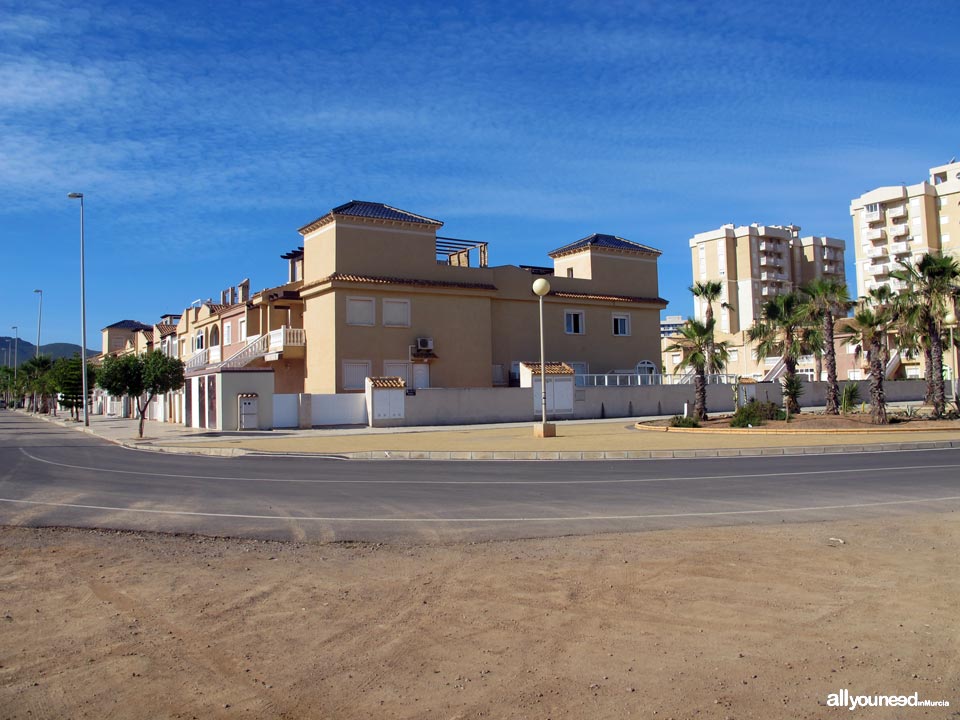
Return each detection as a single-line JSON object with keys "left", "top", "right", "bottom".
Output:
{"left": 416, "top": 337, "right": 434, "bottom": 351}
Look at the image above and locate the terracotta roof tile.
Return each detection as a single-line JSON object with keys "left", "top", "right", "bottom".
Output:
{"left": 368, "top": 376, "right": 406, "bottom": 389}
{"left": 156, "top": 323, "right": 178, "bottom": 337}
{"left": 304, "top": 272, "right": 497, "bottom": 292}
{"left": 550, "top": 290, "right": 668, "bottom": 306}
{"left": 520, "top": 361, "right": 575, "bottom": 375}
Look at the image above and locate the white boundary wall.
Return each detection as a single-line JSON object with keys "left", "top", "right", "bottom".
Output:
{"left": 273, "top": 394, "right": 299, "bottom": 428}
{"left": 313, "top": 393, "right": 367, "bottom": 426}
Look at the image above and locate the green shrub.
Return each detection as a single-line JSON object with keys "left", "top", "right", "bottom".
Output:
{"left": 730, "top": 400, "right": 785, "bottom": 427}
{"left": 840, "top": 382, "right": 861, "bottom": 414}
{"left": 670, "top": 415, "right": 700, "bottom": 428}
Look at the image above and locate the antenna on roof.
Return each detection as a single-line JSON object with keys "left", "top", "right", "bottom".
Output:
{"left": 950, "top": 156, "right": 956, "bottom": 164}
{"left": 190, "top": 299, "right": 201, "bottom": 308}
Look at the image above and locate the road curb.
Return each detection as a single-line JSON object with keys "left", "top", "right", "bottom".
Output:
{"left": 20, "top": 410, "right": 960, "bottom": 461}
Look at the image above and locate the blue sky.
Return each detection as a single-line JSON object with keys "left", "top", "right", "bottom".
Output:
{"left": 2, "top": 0, "right": 959, "bottom": 350}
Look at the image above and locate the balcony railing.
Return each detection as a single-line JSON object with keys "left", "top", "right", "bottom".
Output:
{"left": 209, "top": 346, "right": 221, "bottom": 364}
{"left": 863, "top": 227, "right": 886, "bottom": 242}
{"left": 864, "top": 209, "right": 883, "bottom": 224}
{"left": 889, "top": 241, "right": 909, "bottom": 255}
{"left": 575, "top": 373, "right": 740, "bottom": 387}
{"left": 888, "top": 204, "right": 907, "bottom": 219}
{"left": 890, "top": 223, "right": 908, "bottom": 237}
{"left": 865, "top": 246, "right": 886, "bottom": 258}
{"left": 267, "top": 326, "right": 306, "bottom": 352}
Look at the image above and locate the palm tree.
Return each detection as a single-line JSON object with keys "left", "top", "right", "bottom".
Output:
{"left": 890, "top": 254, "right": 960, "bottom": 417}
{"left": 747, "top": 292, "right": 806, "bottom": 415}
{"left": 665, "top": 318, "right": 729, "bottom": 421}
{"left": 689, "top": 281, "right": 733, "bottom": 374}
{"left": 801, "top": 279, "right": 851, "bottom": 415}
{"left": 846, "top": 306, "right": 891, "bottom": 424}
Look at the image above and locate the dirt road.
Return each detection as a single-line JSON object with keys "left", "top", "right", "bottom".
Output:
{"left": 2, "top": 514, "right": 957, "bottom": 719}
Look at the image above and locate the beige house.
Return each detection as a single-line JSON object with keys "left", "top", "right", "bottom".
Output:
{"left": 666, "top": 223, "right": 847, "bottom": 381}
{"left": 850, "top": 158, "right": 960, "bottom": 298}
{"left": 296, "top": 201, "right": 667, "bottom": 393}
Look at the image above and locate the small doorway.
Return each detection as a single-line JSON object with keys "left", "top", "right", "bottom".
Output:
{"left": 413, "top": 364, "right": 430, "bottom": 389}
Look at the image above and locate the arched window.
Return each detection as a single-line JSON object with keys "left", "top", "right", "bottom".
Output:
{"left": 636, "top": 360, "right": 657, "bottom": 385}
{"left": 209, "top": 325, "right": 220, "bottom": 347}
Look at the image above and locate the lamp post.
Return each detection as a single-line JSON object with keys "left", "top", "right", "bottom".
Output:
{"left": 68, "top": 192, "right": 89, "bottom": 426}
{"left": 945, "top": 311, "right": 958, "bottom": 408}
{"left": 532, "top": 278, "right": 555, "bottom": 438}
{"left": 11, "top": 326, "right": 18, "bottom": 385}
{"left": 34, "top": 289, "right": 42, "bottom": 358}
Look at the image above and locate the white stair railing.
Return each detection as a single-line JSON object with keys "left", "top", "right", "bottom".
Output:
{"left": 761, "top": 355, "right": 786, "bottom": 382}
{"left": 884, "top": 350, "right": 901, "bottom": 379}
{"left": 184, "top": 348, "right": 209, "bottom": 369}
{"left": 219, "top": 334, "right": 268, "bottom": 369}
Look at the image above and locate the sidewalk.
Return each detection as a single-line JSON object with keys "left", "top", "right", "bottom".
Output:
{"left": 27, "top": 409, "right": 960, "bottom": 460}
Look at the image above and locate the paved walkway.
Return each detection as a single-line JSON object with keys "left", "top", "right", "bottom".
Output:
{"left": 21, "top": 409, "right": 960, "bottom": 460}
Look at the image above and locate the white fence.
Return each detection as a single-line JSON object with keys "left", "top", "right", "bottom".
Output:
{"left": 312, "top": 393, "right": 367, "bottom": 426}
{"left": 273, "top": 394, "right": 300, "bottom": 428}
{"left": 575, "top": 373, "right": 739, "bottom": 387}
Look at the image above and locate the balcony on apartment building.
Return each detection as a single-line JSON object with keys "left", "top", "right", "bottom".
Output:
{"left": 863, "top": 227, "right": 886, "bottom": 242}
{"left": 264, "top": 326, "right": 306, "bottom": 360}
{"left": 889, "top": 241, "right": 910, "bottom": 255}
{"left": 889, "top": 224, "right": 909, "bottom": 238}
{"left": 758, "top": 255, "right": 781, "bottom": 268}
{"left": 887, "top": 204, "right": 907, "bottom": 220}
{"left": 757, "top": 240, "right": 781, "bottom": 252}
{"left": 865, "top": 245, "right": 887, "bottom": 259}
{"left": 870, "top": 263, "right": 891, "bottom": 277}
{"left": 864, "top": 208, "right": 884, "bottom": 224}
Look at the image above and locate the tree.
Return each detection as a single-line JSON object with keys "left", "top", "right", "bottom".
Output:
{"left": 98, "top": 351, "right": 185, "bottom": 438}
{"left": 846, "top": 307, "right": 891, "bottom": 424}
{"left": 689, "top": 281, "right": 734, "bottom": 374}
{"left": 19, "top": 355, "right": 54, "bottom": 413}
{"left": 665, "top": 318, "right": 730, "bottom": 421}
{"left": 52, "top": 355, "right": 97, "bottom": 420}
{"left": 747, "top": 292, "right": 807, "bottom": 415}
{"left": 801, "top": 279, "right": 851, "bottom": 415}
{"left": 890, "top": 254, "right": 960, "bottom": 417}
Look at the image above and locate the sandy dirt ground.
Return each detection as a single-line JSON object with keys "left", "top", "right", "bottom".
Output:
{"left": 1, "top": 514, "right": 957, "bottom": 719}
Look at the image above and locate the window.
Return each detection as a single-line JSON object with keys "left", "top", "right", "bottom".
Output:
{"left": 566, "top": 268, "right": 574, "bottom": 278}
{"left": 910, "top": 197, "right": 920, "bottom": 208}
{"left": 346, "top": 297, "right": 375, "bottom": 326}
{"left": 865, "top": 203, "right": 879, "bottom": 213}
{"left": 383, "top": 361, "right": 412, "bottom": 385}
{"left": 612, "top": 313, "right": 630, "bottom": 336}
{"left": 382, "top": 299, "right": 410, "bottom": 327}
{"left": 564, "top": 310, "right": 585, "bottom": 334}
{"left": 698, "top": 244, "right": 706, "bottom": 278}
{"left": 943, "top": 234, "right": 952, "bottom": 244}
{"left": 239, "top": 319, "right": 246, "bottom": 341}
{"left": 342, "top": 360, "right": 372, "bottom": 390}
{"left": 194, "top": 330, "right": 204, "bottom": 351}
{"left": 224, "top": 321, "right": 232, "bottom": 346}
{"left": 941, "top": 215, "right": 949, "bottom": 225}
{"left": 729, "top": 349, "right": 739, "bottom": 362}
{"left": 566, "top": 361, "right": 588, "bottom": 375}
{"left": 671, "top": 353, "right": 681, "bottom": 364}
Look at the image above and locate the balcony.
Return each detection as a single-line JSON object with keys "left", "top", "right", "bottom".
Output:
{"left": 209, "top": 346, "right": 221, "bottom": 364}
{"left": 758, "top": 240, "right": 780, "bottom": 252}
{"left": 870, "top": 263, "right": 891, "bottom": 277}
{"left": 889, "top": 241, "right": 909, "bottom": 255}
{"left": 888, "top": 204, "right": 907, "bottom": 219}
{"left": 759, "top": 255, "right": 780, "bottom": 267}
{"left": 863, "top": 227, "right": 886, "bottom": 242}
{"left": 267, "top": 326, "right": 306, "bottom": 352}
{"left": 865, "top": 245, "right": 886, "bottom": 258}
{"left": 864, "top": 209, "right": 884, "bottom": 224}
{"left": 890, "top": 223, "right": 909, "bottom": 237}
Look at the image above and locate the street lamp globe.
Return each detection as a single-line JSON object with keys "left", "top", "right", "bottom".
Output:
{"left": 532, "top": 278, "right": 551, "bottom": 297}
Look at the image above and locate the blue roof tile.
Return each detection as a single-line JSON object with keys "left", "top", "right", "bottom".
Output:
{"left": 548, "top": 233, "right": 661, "bottom": 258}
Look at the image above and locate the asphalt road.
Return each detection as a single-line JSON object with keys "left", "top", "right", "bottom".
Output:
{"left": 1, "top": 412, "right": 959, "bottom": 542}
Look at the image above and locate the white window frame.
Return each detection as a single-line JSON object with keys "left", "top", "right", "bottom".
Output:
{"left": 194, "top": 330, "right": 204, "bottom": 351}
{"left": 729, "top": 349, "right": 739, "bottom": 362}
{"left": 383, "top": 360, "right": 412, "bottom": 386}
{"left": 239, "top": 319, "right": 246, "bottom": 341}
{"left": 342, "top": 360, "right": 372, "bottom": 391}
{"left": 612, "top": 313, "right": 630, "bottom": 336}
{"left": 346, "top": 296, "right": 376, "bottom": 327}
{"left": 382, "top": 298, "right": 411, "bottom": 328}
{"left": 223, "top": 321, "right": 232, "bottom": 346}
{"left": 564, "top": 310, "right": 585, "bottom": 335}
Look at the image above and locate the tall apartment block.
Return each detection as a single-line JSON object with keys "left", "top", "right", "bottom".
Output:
{"left": 850, "top": 159, "right": 960, "bottom": 297}
{"left": 687, "top": 223, "right": 846, "bottom": 333}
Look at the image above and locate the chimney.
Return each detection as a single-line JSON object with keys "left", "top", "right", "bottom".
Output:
{"left": 238, "top": 278, "right": 250, "bottom": 303}
{"left": 220, "top": 289, "right": 228, "bottom": 304}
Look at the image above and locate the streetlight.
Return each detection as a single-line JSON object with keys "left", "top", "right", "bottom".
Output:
{"left": 945, "top": 311, "right": 958, "bottom": 409}
{"left": 532, "top": 277, "right": 555, "bottom": 438}
{"left": 34, "top": 289, "right": 42, "bottom": 358}
{"left": 11, "top": 326, "right": 18, "bottom": 384}
{"left": 68, "top": 192, "right": 89, "bottom": 426}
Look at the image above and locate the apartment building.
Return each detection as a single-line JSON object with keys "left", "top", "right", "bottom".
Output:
{"left": 297, "top": 201, "right": 667, "bottom": 393}
{"left": 664, "top": 223, "right": 846, "bottom": 380}
{"left": 850, "top": 158, "right": 960, "bottom": 297}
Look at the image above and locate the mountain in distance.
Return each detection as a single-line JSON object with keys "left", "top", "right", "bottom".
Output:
{"left": 0, "top": 337, "right": 97, "bottom": 366}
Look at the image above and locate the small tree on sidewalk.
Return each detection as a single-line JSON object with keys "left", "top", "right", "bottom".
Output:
{"left": 98, "top": 351, "right": 185, "bottom": 438}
